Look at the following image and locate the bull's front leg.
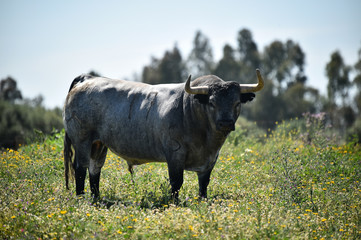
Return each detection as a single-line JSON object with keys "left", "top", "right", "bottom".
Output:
{"left": 166, "top": 153, "right": 185, "bottom": 200}
{"left": 197, "top": 169, "right": 212, "bottom": 198}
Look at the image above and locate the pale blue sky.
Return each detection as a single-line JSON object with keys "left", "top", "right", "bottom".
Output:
{"left": 1, "top": 0, "right": 360, "bottom": 108}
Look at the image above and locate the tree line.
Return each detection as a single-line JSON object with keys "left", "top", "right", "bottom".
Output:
{"left": 1, "top": 28, "right": 360, "bottom": 149}
{"left": 0, "top": 77, "right": 63, "bottom": 149}
{"left": 140, "top": 28, "right": 361, "bottom": 141}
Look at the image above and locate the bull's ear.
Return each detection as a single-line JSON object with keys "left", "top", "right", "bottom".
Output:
{"left": 240, "top": 93, "right": 255, "bottom": 103}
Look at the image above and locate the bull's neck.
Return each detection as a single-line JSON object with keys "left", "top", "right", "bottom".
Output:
{"left": 184, "top": 97, "right": 228, "bottom": 150}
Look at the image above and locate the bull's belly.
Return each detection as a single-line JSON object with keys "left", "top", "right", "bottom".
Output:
{"left": 104, "top": 134, "right": 219, "bottom": 173}
{"left": 118, "top": 153, "right": 166, "bottom": 166}
{"left": 184, "top": 151, "right": 219, "bottom": 173}
{"left": 184, "top": 159, "right": 218, "bottom": 173}
{"left": 108, "top": 145, "right": 166, "bottom": 167}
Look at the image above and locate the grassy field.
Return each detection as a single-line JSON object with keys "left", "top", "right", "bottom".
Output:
{"left": 1, "top": 116, "right": 360, "bottom": 239}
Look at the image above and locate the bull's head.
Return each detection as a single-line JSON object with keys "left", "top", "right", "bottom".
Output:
{"left": 185, "top": 69, "right": 264, "bottom": 134}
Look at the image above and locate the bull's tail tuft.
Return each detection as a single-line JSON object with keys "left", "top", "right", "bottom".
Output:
{"left": 64, "top": 132, "right": 74, "bottom": 190}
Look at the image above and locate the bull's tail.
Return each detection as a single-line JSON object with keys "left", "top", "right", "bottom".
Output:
{"left": 64, "top": 132, "right": 74, "bottom": 190}
{"left": 64, "top": 74, "right": 92, "bottom": 189}
{"left": 64, "top": 74, "right": 94, "bottom": 189}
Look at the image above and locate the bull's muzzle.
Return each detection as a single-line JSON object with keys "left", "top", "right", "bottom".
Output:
{"left": 216, "top": 120, "right": 235, "bottom": 132}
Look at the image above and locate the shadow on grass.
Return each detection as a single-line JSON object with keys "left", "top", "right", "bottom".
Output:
{"left": 79, "top": 176, "right": 244, "bottom": 210}
{"left": 90, "top": 181, "right": 176, "bottom": 210}
{"left": 90, "top": 190, "right": 245, "bottom": 210}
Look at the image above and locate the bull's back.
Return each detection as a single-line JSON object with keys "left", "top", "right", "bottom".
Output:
{"left": 64, "top": 77, "right": 183, "bottom": 164}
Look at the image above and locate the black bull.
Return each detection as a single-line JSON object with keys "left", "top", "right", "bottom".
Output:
{"left": 63, "top": 70, "right": 264, "bottom": 199}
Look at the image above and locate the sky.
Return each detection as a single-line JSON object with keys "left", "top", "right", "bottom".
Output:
{"left": 1, "top": 0, "right": 360, "bottom": 108}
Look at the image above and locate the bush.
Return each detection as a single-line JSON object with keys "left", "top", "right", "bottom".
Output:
{"left": 0, "top": 100, "right": 63, "bottom": 149}
{"left": 348, "top": 117, "right": 361, "bottom": 143}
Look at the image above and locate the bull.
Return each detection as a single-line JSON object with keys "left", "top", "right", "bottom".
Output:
{"left": 63, "top": 70, "right": 264, "bottom": 199}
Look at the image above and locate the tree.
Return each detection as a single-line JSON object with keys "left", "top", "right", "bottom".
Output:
{"left": 282, "top": 83, "right": 319, "bottom": 119}
{"left": 238, "top": 28, "right": 260, "bottom": 67}
{"left": 326, "top": 51, "right": 351, "bottom": 107}
{"left": 286, "top": 40, "right": 307, "bottom": 84}
{"left": 0, "top": 77, "right": 22, "bottom": 103}
{"left": 353, "top": 46, "right": 361, "bottom": 113}
{"left": 248, "top": 80, "right": 285, "bottom": 130}
{"left": 237, "top": 29, "right": 260, "bottom": 83}
{"left": 142, "top": 45, "right": 185, "bottom": 84}
{"left": 187, "top": 31, "right": 214, "bottom": 78}
{"left": 263, "top": 40, "right": 306, "bottom": 92}
{"left": 158, "top": 46, "right": 184, "bottom": 83}
{"left": 325, "top": 51, "right": 354, "bottom": 136}
{"left": 348, "top": 45, "right": 361, "bottom": 142}
{"left": 213, "top": 44, "right": 240, "bottom": 81}
{"left": 142, "top": 57, "right": 161, "bottom": 84}
{"left": 263, "top": 40, "right": 287, "bottom": 88}
{"left": 0, "top": 77, "right": 63, "bottom": 149}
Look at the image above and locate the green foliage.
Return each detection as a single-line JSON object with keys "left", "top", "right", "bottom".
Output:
{"left": 1, "top": 118, "right": 360, "bottom": 239}
{"left": 142, "top": 46, "right": 185, "bottom": 84}
{"left": 139, "top": 29, "right": 360, "bottom": 143}
{"left": 237, "top": 28, "right": 261, "bottom": 83}
{"left": 227, "top": 117, "right": 265, "bottom": 146}
{"left": 326, "top": 51, "right": 351, "bottom": 106}
{"left": 213, "top": 44, "right": 240, "bottom": 81}
{"left": 263, "top": 40, "right": 306, "bottom": 89}
{"left": 348, "top": 118, "right": 361, "bottom": 143}
{"left": 248, "top": 80, "right": 286, "bottom": 129}
{"left": 349, "top": 47, "right": 361, "bottom": 143}
{"left": 238, "top": 28, "right": 260, "bottom": 68}
{"left": 186, "top": 30, "right": 214, "bottom": 78}
{"left": 0, "top": 100, "right": 63, "bottom": 149}
{"left": 0, "top": 76, "right": 22, "bottom": 103}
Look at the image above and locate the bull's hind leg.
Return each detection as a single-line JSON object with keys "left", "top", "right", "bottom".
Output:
{"left": 75, "top": 164, "right": 87, "bottom": 195}
{"left": 89, "top": 141, "right": 108, "bottom": 198}
{"left": 73, "top": 140, "right": 94, "bottom": 196}
{"left": 74, "top": 148, "right": 89, "bottom": 195}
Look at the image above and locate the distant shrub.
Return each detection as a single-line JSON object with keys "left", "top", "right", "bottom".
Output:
{"left": 347, "top": 117, "right": 361, "bottom": 143}
{"left": 227, "top": 117, "right": 265, "bottom": 146}
{"left": 0, "top": 100, "right": 63, "bottom": 149}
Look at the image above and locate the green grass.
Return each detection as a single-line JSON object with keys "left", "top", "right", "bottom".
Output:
{"left": 1, "top": 117, "right": 360, "bottom": 239}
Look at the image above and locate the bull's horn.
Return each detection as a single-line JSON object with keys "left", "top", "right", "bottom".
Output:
{"left": 185, "top": 75, "right": 209, "bottom": 95}
{"left": 239, "top": 69, "right": 264, "bottom": 93}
